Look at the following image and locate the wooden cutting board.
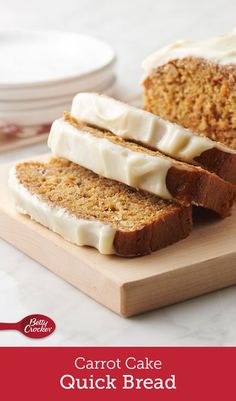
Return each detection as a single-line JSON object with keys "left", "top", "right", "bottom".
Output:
{"left": 0, "top": 155, "right": 236, "bottom": 317}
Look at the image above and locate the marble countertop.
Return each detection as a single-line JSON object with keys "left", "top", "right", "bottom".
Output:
{"left": 1, "top": 0, "right": 236, "bottom": 346}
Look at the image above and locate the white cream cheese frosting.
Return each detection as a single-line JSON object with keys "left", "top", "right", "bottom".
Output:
{"left": 142, "top": 29, "right": 236, "bottom": 75}
{"left": 70, "top": 93, "right": 232, "bottom": 161}
{"left": 48, "top": 118, "right": 173, "bottom": 199}
{"left": 8, "top": 166, "right": 116, "bottom": 254}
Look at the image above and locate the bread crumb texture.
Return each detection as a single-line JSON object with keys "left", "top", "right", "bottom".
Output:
{"left": 143, "top": 57, "right": 236, "bottom": 149}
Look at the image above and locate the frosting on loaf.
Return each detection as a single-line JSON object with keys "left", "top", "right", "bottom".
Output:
{"left": 48, "top": 118, "right": 173, "bottom": 199}
{"left": 142, "top": 29, "right": 236, "bottom": 74}
{"left": 71, "top": 93, "right": 231, "bottom": 162}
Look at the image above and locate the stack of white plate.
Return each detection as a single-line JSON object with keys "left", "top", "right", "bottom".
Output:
{"left": 0, "top": 30, "right": 116, "bottom": 137}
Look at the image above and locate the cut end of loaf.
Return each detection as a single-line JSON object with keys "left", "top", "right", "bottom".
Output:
{"left": 143, "top": 57, "right": 236, "bottom": 150}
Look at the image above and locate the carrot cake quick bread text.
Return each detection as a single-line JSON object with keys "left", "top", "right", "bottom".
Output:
{"left": 9, "top": 158, "right": 192, "bottom": 257}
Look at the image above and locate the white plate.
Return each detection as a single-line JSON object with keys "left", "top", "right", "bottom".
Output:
{"left": 0, "top": 95, "right": 74, "bottom": 112}
{"left": 0, "top": 71, "right": 115, "bottom": 110}
{"left": 0, "top": 30, "right": 116, "bottom": 88}
{"left": 0, "top": 64, "right": 116, "bottom": 101}
{"left": 0, "top": 76, "right": 117, "bottom": 125}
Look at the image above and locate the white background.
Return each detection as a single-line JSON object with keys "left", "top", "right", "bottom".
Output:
{"left": 0, "top": 0, "right": 236, "bottom": 345}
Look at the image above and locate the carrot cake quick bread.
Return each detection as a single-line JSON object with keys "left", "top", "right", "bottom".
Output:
{"left": 142, "top": 30, "right": 236, "bottom": 151}
{"left": 70, "top": 92, "right": 236, "bottom": 184}
{"left": 48, "top": 114, "right": 235, "bottom": 218}
{"left": 8, "top": 158, "right": 192, "bottom": 257}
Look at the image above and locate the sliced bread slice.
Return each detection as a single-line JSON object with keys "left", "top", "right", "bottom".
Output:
{"left": 70, "top": 92, "right": 236, "bottom": 185}
{"left": 9, "top": 158, "right": 192, "bottom": 257}
{"left": 48, "top": 115, "right": 235, "bottom": 218}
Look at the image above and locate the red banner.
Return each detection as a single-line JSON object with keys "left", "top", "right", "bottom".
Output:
{"left": 0, "top": 347, "right": 235, "bottom": 400}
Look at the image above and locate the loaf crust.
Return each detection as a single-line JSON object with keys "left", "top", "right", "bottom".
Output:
{"left": 195, "top": 147, "right": 236, "bottom": 185}
{"left": 166, "top": 166, "right": 235, "bottom": 218}
{"left": 114, "top": 206, "right": 192, "bottom": 256}
{"left": 143, "top": 57, "right": 236, "bottom": 184}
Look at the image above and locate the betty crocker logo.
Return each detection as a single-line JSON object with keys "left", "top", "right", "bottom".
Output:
{"left": 0, "top": 314, "right": 56, "bottom": 339}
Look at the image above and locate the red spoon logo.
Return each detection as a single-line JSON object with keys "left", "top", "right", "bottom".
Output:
{"left": 0, "top": 314, "right": 56, "bottom": 339}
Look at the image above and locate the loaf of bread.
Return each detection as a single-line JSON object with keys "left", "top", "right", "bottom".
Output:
{"left": 142, "top": 30, "right": 236, "bottom": 154}
{"left": 8, "top": 158, "right": 192, "bottom": 257}
{"left": 48, "top": 114, "right": 235, "bottom": 218}
{"left": 70, "top": 93, "right": 236, "bottom": 185}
